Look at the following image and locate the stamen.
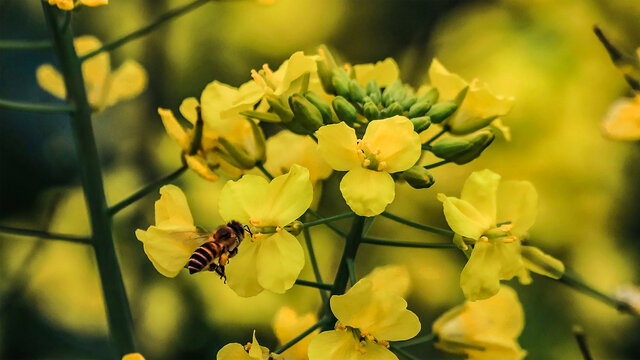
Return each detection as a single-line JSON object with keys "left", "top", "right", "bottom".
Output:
{"left": 276, "top": 226, "right": 282, "bottom": 232}
{"left": 262, "top": 63, "right": 273, "bottom": 78}
{"left": 437, "top": 193, "right": 447, "bottom": 203}
{"left": 244, "top": 343, "right": 252, "bottom": 351}
{"left": 249, "top": 219, "right": 261, "bottom": 226}
{"left": 503, "top": 236, "right": 517, "bottom": 243}
{"left": 318, "top": 47, "right": 329, "bottom": 67}
{"left": 250, "top": 69, "right": 264, "bottom": 86}
{"left": 374, "top": 148, "right": 381, "bottom": 155}
{"left": 336, "top": 322, "right": 346, "bottom": 331}
{"left": 344, "top": 63, "right": 352, "bottom": 73}
{"left": 363, "top": 159, "right": 371, "bottom": 167}
{"left": 366, "top": 334, "right": 375, "bottom": 342}
{"left": 500, "top": 224, "right": 514, "bottom": 232}
{"left": 480, "top": 236, "right": 489, "bottom": 243}
{"left": 377, "top": 161, "right": 387, "bottom": 171}
{"left": 360, "top": 331, "right": 369, "bottom": 337}
{"left": 377, "top": 340, "right": 390, "bottom": 348}
{"left": 354, "top": 344, "right": 366, "bottom": 355}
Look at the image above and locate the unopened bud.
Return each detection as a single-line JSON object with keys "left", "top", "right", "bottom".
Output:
{"left": 316, "top": 44, "right": 339, "bottom": 94}
{"left": 331, "top": 68, "right": 352, "bottom": 100}
{"left": 381, "top": 80, "right": 404, "bottom": 107}
{"left": 290, "top": 94, "right": 324, "bottom": 132}
{"left": 266, "top": 94, "right": 294, "bottom": 123}
{"left": 247, "top": 118, "right": 266, "bottom": 163}
{"left": 304, "top": 91, "right": 333, "bottom": 124}
{"left": 349, "top": 79, "right": 367, "bottom": 104}
{"left": 332, "top": 96, "right": 358, "bottom": 126}
{"left": 430, "top": 129, "right": 494, "bottom": 165}
{"left": 284, "top": 221, "right": 304, "bottom": 236}
{"left": 363, "top": 101, "right": 380, "bottom": 121}
{"left": 366, "top": 79, "right": 382, "bottom": 104}
{"left": 409, "top": 99, "right": 434, "bottom": 118}
{"left": 410, "top": 116, "right": 431, "bottom": 133}
{"left": 385, "top": 102, "right": 404, "bottom": 117}
{"left": 521, "top": 246, "right": 565, "bottom": 279}
{"left": 402, "top": 166, "right": 435, "bottom": 189}
{"left": 426, "top": 86, "right": 468, "bottom": 123}
{"left": 400, "top": 94, "right": 417, "bottom": 110}
{"left": 240, "top": 110, "right": 281, "bottom": 123}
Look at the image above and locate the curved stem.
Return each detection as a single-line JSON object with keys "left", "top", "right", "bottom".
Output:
{"left": 0, "top": 98, "right": 74, "bottom": 113}
{"left": 302, "top": 214, "right": 328, "bottom": 305}
{"left": 362, "top": 237, "right": 456, "bottom": 249}
{"left": 424, "top": 127, "right": 447, "bottom": 146}
{"left": 294, "top": 279, "right": 332, "bottom": 291}
{"left": 380, "top": 211, "right": 454, "bottom": 237}
{"left": 0, "top": 225, "right": 91, "bottom": 244}
{"left": 389, "top": 344, "right": 421, "bottom": 360}
{"left": 255, "top": 161, "right": 274, "bottom": 180}
{"left": 273, "top": 317, "right": 330, "bottom": 354}
{"left": 573, "top": 326, "right": 594, "bottom": 360}
{"left": 394, "top": 333, "right": 436, "bottom": 348}
{"left": 302, "top": 212, "right": 354, "bottom": 228}
{"left": 42, "top": 4, "right": 136, "bottom": 356}
{"left": 423, "top": 160, "right": 450, "bottom": 170}
{"left": 306, "top": 209, "right": 347, "bottom": 237}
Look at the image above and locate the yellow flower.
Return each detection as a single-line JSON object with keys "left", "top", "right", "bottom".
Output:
{"left": 47, "top": 0, "right": 108, "bottom": 10}
{"left": 308, "top": 278, "right": 421, "bottom": 360}
{"left": 432, "top": 286, "right": 526, "bottom": 360}
{"left": 252, "top": 51, "right": 320, "bottom": 99}
{"left": 273, "top": 307, "right": 319, "bottom": 360}
{"left": 217, "top": 331, "right": 274, "bottom": 360}
{"left": 428, "top": 59, "right": 513, "bottom": 136}
{"left": 218, "top": 164, "right": 312, "bottom": 296}
{"left": 121, "top": 354, "right": 145, "bottom": 360}
{"left": 135, "top": 185, "right": 208, "bottom": 277}
{"left": 361, "top": 265, "right": 410, "bottom": 298}
{"left": 315, "top": 116, "right": 421, "bottom": 216}
{"left": 438, "top": 169, "right": 564, "bottom": 300}
{"left": 351, "top": 58, "right": 400, "bottom": 88}
{"left": 36, "top": 36, "right": 146, "bottom": 111}
{"left": 601, "top": 94, "right": 640, "bottom": 141}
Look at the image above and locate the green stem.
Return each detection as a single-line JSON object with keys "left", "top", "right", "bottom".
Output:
{"left": 0, "top": 225, "right": 91, "bottom": 244}
{"left": 302, "top": 212, "right": 354, "bottom": 228}
{"left": 273, "top": 317, "right": 330, "bottom": 354}
{"left": 572, "top": 325, "right": 594, "bottom": 360}
{"left": 322, "top": 216, "right": 366, "bottom": 331}
{"left": 380, "top": 211, "right": 454, "bottom": 237}
{"left": 306, "top": 208, "right": 347, "bottom": 237}
{"left": 424, "top": 127, "right": 447, "bottom": 146}
{"left": 302, "top": 214, "right": 328, "bottom": 305}
{"left": 394, "top": 333, "right": 436, "bottom": 348}
{"left": 556, "top": 270, "right": 637, "bottom": 316}
{"left": 346, "top": 258, "right": 356, "bottom": 286}
{"left": 295, "top": 279, "right": 333, "bottom": 291}
{"left": 255, "top": 161, "right": 274, "bottom": 180}
{"left": 0, "top": 40, "right": 52, "bottom": 50}
{"left": 423, "top": 160, "right": 450, "bottom": 170}
{"left": 362, "top": 237, "right": 456, "bottom": 249}
{"left": 0, "top": 98, "right": 74, "bottom": 113}
{"left": 389, "top": 344, "right": 421, "bottom": 360}
{"left": 80, "top": 0, "right": 213, "bottom": 61}
{"left": 42, "top": 4, "right": 136, "bottom": 357}
{"left": 108, "top": 164, "right": 188, "bottom": 216}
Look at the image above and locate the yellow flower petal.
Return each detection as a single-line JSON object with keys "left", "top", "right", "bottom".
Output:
{"left": 226, "top": 239, "right": 264, "bottom": 297}
{"left": 122, "top": 353, "right": 144, "bottom": 360}
{"left": 460, "top": 241, "right": 524, "bottom": 301}
{"left": 180, "top": 97, "right": 200, "bottom": 125}
{"left": 154, "top": 185, "right": 194, "bottom": 230}
{"left": 441, "top": 197, "right": 490, "bottom": 240}
{"left": 272, "top": 51, "right": 317, "bottom": 96}
{"left": 449, "top": 83, "right": 514, "bottom": 135}
{"left": 217, "top": 343, "right": 253, "bottom": 360}
{"left": 362, "top": 116, "right": 421, "bottom": 173}
{"left": 601, "top": 95, "right": 640, "bottom": 141}
{"left": 48, "top": 0, "right": 74, "bottom": 10}
{"left": 200, "top": 81, "right": 253, "bottom": 135}
{"left": 36, "top": 64, "right": 66, "bottom": 99}
{"left": 262, "top": 164, "right": 313, "bottom": 226}
{"left": 273, "top": 307, "right": 319, "bottom": 360}
{"left": 353, "top": 58, "right": 400, "bottom": 88}
{"left": 265, "top": 130, "right": 332, "bottom": 183}
{"left": 362, "top": 265, "right": 411, "bottom": 297}
{"left": 256, "top": 231, "right": 304, "bottom": 294}
{"left": 308, "top": 330, "right": 397, "bottom": 360}
{"left": 158, "top": 108, "right": 190, "bottom": 150}
{"left": 460, "top": 169, "right": 501, "bottom": 226}
{"left": 428, "top": 58, "right": 468, "bottom": 100}
{"left": 81, "top": 0, "right": 108, "bottom": 6}
{"left": 218, "top": 175, "right": 270, "bottom": 225}
{"left": 340, "top": 167, "right": 395, "bottom": 217}
{"left": 135, "top": 227, "right": 205, "bottom": 278}
{"left": 496, "top": 180, "right": 537, "bottom": 238}
{"left": 184, "top": 155, "right": 219, "bottom": 182}
{"left": 75, "top": 36, "right": 110, "bottom": 107}
{"left": 105, "top": 60, "right": 148, "bottom": 107}
{"left": 249, "top": 331, "right": 268, "bottom": 360}
{"left": 315, "top": 122, "right": 360, "bottom": 171}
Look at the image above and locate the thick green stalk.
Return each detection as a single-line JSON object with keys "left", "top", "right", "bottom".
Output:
{"left": 322, "top": 215, "right": 366, "bottom": 331}
{"left": 42, "top": 4, "right": 136, "bottom": 357}
{"left": 0, "top": 225, "right": 91, "bottom": 244}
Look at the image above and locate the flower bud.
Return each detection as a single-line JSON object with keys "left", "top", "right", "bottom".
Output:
{"left": 430, "top": 129, "right": 494, "bottom": 165}
{"left": 266, "top": 94, "right": 294, "bottom": 123}
{"left": 247, "top": 119, "right": 266, "bottom": 163}
{"left": 363, "top": 101, "right": 380, "bottom": 121}
{"left": 402, "top": 166, "right": 435, "bottom": 189}
{"left": 284, "top": 221, "right": 304, "bottom": 236}
{"left": 349, "top": 79, "right": 367, "bottom": 104}
{"left": 188, "top": 105, "right": 204, "bottom": 155}
{"left": 381, "top": 80, "right": 404, "bottom": 107}
{"left": 316, "top": 44, "right": 339, "bottom": 94}
{"left": 426, "top": 86, "right": 468, "bottom": 124}
{"left": 521, "top": 246, "right": 565, "bottom": 280}
{"left": 385, "top": 102, "right": 404, "bottom": 117}
{"left": 331, "top": 68, "right": 352, "bottom": 100}
{"left": 304, "top": 91, "right": 333, "bottom": 124}
{"left": 410, "top": 116, "right": 431, "bottom": 133}
{"left": 289, "top": 94, "right": 324, "bottom": 132}
{"left": 218, "top": 137, "right": 257, "bottom": 169}
{"left": 366, "top": 79, "right": 381, "bottom": 104}
{"left": 332, "top": 96, "right": 358, "bottom": 126}
{"left": 400, "top": 94, "right": 417, "bottom": 110}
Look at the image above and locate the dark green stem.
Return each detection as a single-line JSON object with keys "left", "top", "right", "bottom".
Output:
{"left": 362, "top": 237, "right": 456, "bottom": 249}
{"left": 346, "top": 258, "right": 356, "bottom": 286}
{"left": 0, "top": 98, "right": 74, "bottom": 113}
{"left": 322, "top": 216, "right": 366, "bottom": 331}
{"left": 273, "top": 317, "right": 331, "bottom": 354}
{"left": 573, "top": 325, "right": 594, "bottom": 360}
{"left": 390, "top": 344, "right": 421, "bottom": 360}
{"left": 0, "top": 39, "right": 52, "bottom": 50}
{"left": 80, "top": 0, "right": 213, "bottom": 61}
{"left": 423, "top": 160, "right": 450, "bottom": 170}
{"left": 381, "top": 211, "right": 454, "bottom": 237}
{"left": 0, "top": 225, "right": 91, "bottom": 244}
{"left": 394, "top": 333, "right": 436, "bottom": 348}
{"left": 108, "top": 164, "right": 188, "bottom": 216}
{"left": 255, "top": 161, "right": 274, "bottom": 180}
{"left": 302, "top": 214, "right": 328, "bottom": 305}
{"left": 302, "top": 212, "right": 354, "bottom": 228}
{"left": 42, "top": 4, "right": 136, "bottom": 357}
{"left": 294, "top": 279, "right": 333, "bottom": 291}
{"left": 306, "top": 208, "right": 347, "bottom": 237}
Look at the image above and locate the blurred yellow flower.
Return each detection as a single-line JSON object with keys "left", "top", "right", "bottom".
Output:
{"left": 315, "top": 116, "right": 421, "bottom": 216}
{"left": 601, "top": 94, "right": 640, "bottom": 141}
{"left": 351, "top": 58, "right": 400, "bottom": 88}
{"left": 121, "top": 353, "right": 145, "bottom": 360}
{"left": 428, "top": 59, "right": 513, "bottom": 136}
{"left": 308, "top": 278, "right": 420, "bottom": 360}
{"left": 432, "top": 286, "right": 526, "bottom": 360}
{"left": 36, "top": 36, "right": 146, "bottom": 111}
{"left": 217, "top": 331, "right": 273, "bottom": 360}
{"left": 361, "top": 264, "right": 411, "bottom": 297}
{"left": 218, "top": 164, "right": 312, "bottom": 296}
{"left": 273, "top": 307, "right": 319, "bottom": 360}
{"left": 135, "top": 185, "right": 208, "bottom": 277}
{"left": 252, "top": 51, "right": 320, "bottom": 99}
{"left": 438, "top": 169, "right": 564, "bottom": 300}
{"left": 47, "top": 0, "right": 108, "bottom": 10}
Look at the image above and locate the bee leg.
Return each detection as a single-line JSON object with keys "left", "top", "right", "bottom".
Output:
{"left": 228, "top": 247, "right": 239, "bottom": 259}
{"left": 219, "top": 252, "right": 229, "bottom": 266}
{"left": 215, "top": 265, "right": 227, "bottom": 283}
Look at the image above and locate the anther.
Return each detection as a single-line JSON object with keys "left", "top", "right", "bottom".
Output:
{"left": 336, "top": 322, "right": 346, "bottom": 331}
{"left": 250, "top": 69, "right": 264, "bottom": 86}
{"left": 500, "top": 224, "right": 514, "bottom": 232}
{"left": 503, "top": 236, "right": 517, "bottom": 243}
{"left": 249, "top": 219, "right": 261, "bottom": 226}
{"left": 480, "top": 236, "right": 489, "bottom": 243}
{"left": 363, "top": 159, "right": 371, "bottom": 167}
{"left": 377, "top": 340, "right": 390, "bottom": 348}
{"left": 318, "top": 47, "right": 329, "bottom": 67}
{"left": 377, "top": 161, "right": 387, "bottom": 171}
{"left": 244, "top": 343, "right": 252, "bottom": 351}
{"left": 262, "top": 64, "right": 273, "bottom": 77}
{"left": 276, "top": 226, "right": 282, "bottom": 232}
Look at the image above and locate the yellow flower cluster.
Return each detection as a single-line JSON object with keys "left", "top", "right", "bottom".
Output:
{"left": 47, "top": 0, "right": 108, "bottom": 10}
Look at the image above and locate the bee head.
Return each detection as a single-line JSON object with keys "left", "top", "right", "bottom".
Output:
{"left": 227, "top": 220, "right": 246, "bottom": 239}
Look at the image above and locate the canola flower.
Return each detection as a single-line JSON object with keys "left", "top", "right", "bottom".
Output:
{"left": 315, "top": 116, "right": 421, "bottom": 216}
{"left": 601, "top": 94, "right": 640, "bottom": 141}
{"left": 47, "top": 0, "right": 107, "bottom": 10}
{"left": 37, "top": 36, "right": 146, "bottom": 111}
{"left": 438, "top": 169, "right": 564, "bottom": 300}
{"left": 308, "top": 277, "right": 420, "bottom": 360}
{"left": 121, "top": 354, "right": 145, "bottom": 360}
{"left": 428, "top": 59, "right": 513, "bottom": 137}
{"left": 432, "top": 286, "right": 526, "bottom": 360}
{"left": 273, "top": 307, "right": 319, "bottom": 360}
{"left": 349, "top": 58, "right": 399, "bottom": 89}
{"left": 219, "top": 164, "right": 312, "bottom": 297}
{"left": 218, "top": 331, "right": 278, "bottom": 360}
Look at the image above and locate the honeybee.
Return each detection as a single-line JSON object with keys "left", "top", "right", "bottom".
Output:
{"left": 186, "top": 220, "right": 250, "bottom": 281}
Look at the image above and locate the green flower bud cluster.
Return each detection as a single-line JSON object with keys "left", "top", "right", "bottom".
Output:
{"left": 430, "top": 130, "right": 495, "bottom": 165}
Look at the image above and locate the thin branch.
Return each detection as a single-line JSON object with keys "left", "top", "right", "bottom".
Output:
{"left": 302, "top": 212, "right": 354, "bottom": 228}
{"left": 0, "top": 98, "right": 74, "bottom": 113}
{"left": 80, "top": 0, "right": 213, "bottom": 61}
{"left": 302, "top": 214, "right": 328, "bottom": 305}
{"left": 255, "top": 161, "right": 274, "bottom": 180}
{"left": 380, "top": 211, "right": 454, "bottom": 237}
{"left": 0, "top": 225, "right": 92, "bottom": 244}
{"left": 273, "top": 317, "right": 331, "bottom": 354}
{"left": 108, "top": 165, "right": 188, "bottom": 216}
{"left": 423, "top": 160, "right": 450, "bottom": 170}
{"left": 394, "top": 333, "right": 436, "bottom": 348}
{"left": 306, "top": 209, "right": 347, "bottom": 237}
{"left": 0, "top": 40, "right": 52, "bottom": 50}
{"left": 573, "top": 325, "right": 594, "bottom": 360}
{"left": 362, "top": 237, "right": 456, "bottom": 249}
{"left": 424, "top": 127, "right": 447, "bottom": 146}
{"left": 390, "top": 344, "right": 421, "bottom": 360}
{"left": 294, "top": 279, "right": 333, "bottom": 291}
